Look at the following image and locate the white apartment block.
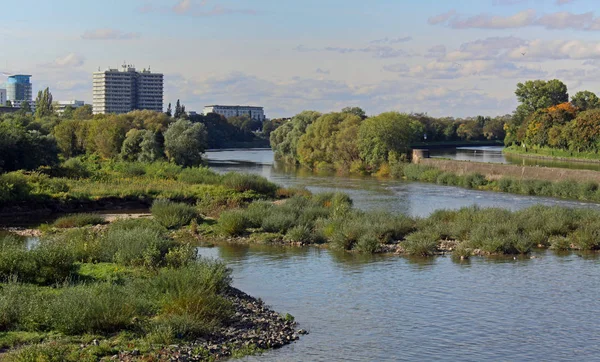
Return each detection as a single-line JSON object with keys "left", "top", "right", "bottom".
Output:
{"left": 93, "top": 65, "right": 163, "bottom": 115}
{"left": 0, "top": 89, "right": 5, "bottom": 106}
{"left": 54, "top": 100, "right": 85, "bottom": 115}
{"left": 203, "top": 105, "right": 266, "bottom": 121}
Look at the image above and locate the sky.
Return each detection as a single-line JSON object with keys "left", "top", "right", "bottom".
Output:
{"left": 2, "top": 0, "right": 600, "bottom": 118}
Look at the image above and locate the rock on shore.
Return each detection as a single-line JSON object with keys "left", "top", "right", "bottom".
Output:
{"left": 116, "top": 287, "right": 306, "bottom": 361}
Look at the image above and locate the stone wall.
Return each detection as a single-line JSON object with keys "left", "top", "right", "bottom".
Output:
{"left": 415, "top": 158, "right": 600, "bottom": 183}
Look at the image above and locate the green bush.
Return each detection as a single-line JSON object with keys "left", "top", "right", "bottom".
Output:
{"left": 497, "top": 177, "right": 513, "bottom": 192}
{"left": 436, "top": 172, "right": 459, "bottom": 186}
{"left": 218, "top": 209, "right": 250, "bottom": 236}
{"left": 52, "top": 213, "right": 106, "bottom": 228}
{"left": 285, "top": 225, "right": 315, "bottom": 244}
{"left": 100, "top": 226, "right": 173, "bottom": 267}
{"left": 419, "top": 169, "right": 443, "bottom": 183}
{"left": 0, "top": 172, "right": 32, "bottom": 202}
{"left": 355, "top": 232, "right": 380, "bottom": 253}
{"left": 151, "top": 199, "right": 199, "bottom": 229}
{"left": 403, "top": 231, "right": 439, "bottom": 256}
{"left": 261, "top": 213, "right": 297, "bottom": 233}
{"left": 402, "top": 164, "right": 433, "bottom": 181}
{"left": 222, "top": 172, "right": 278, "bottom": 196}
{"left": 177, "top": 167, "right": 221, "bottom": 185}
{"left": 462, "top": 173, "right": 487, "bottom": 189}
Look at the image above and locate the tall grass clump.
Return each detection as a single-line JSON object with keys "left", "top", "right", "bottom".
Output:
{"left": 177, "top": 167, "right": 222, "bottom": 185}
{"left": 218, "top": 209, "right": 250, "bottom": 236}
{"left": 222, "top": 173, "right": 278, "bottom": 196}
{"left": 52, "top": 213, "right": 106, "bottom": 228}
{"left": 402, "top": 164, "right": 434, "bottom": 181}
{"left": 151, "top": 199, "right": 199, "bottom": 229}
{"left": 402, "top": 231, "right": 439, "bottom": 256}
{"left": 99, "top": 226, "right": 175, "bottom": 267}
{"left": 0, "top": 236, "right": 78, "bottom": 285}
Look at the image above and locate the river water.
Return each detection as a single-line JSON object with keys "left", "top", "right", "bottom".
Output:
{"left": 430, "top": 146, "right": 600, "bottom": 172}
{"left": 202, "top": 149, "right": 600, "bottom": 362}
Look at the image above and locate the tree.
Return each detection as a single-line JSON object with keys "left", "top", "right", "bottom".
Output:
{"left": 164, "top": 119, "right": 207, "bottom": 166}
{"left": 139, "top": 130, "right": 163, "bottom": 162}
{"left": 483, "top": 116, "right": 508, "bottom": 140}
{"left": 270, "top": 110, "right": 321, "bottom": 164}
{"left": 296, "top": 112, "right": 362, "bottom": 169}
{"left": 166, "top": 103, "right": 172, "bottom": 117}
{"left": 19, "top": 101, "right": 32, "bottom": 114}
{"left": 514, "top": 79, "right": 568, "bottom": 123}
{"left": 456, "top": 121, "right": 482, "bottom": 140}
{"left": 174, "top": 99, "right": 186, "bottom": 119}
{"left": 341, "top": 107, "right": 367, "bottom": 120}
{"left": 62, "top": 105, "right": 75, "bottom": 119}
{"left": 357, "top": 112, "right": 423, "bottom": 170}
{"left": 571, "top": 91, "right": 600, "bottom": 111}
{"left": 6, "top": 100, "right": 12, "bottom": 107}
{"left": 34, "top": 87, "right": 54, "bottom": 118}
{"left": 72, "top": 105, "right": 93, "bottom": 120}
{"left": 120, "top": 129, "right": 163, "bottom": 162}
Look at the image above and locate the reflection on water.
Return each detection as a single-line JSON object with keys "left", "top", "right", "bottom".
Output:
{"left": 197, "top": 244, "right": 600, "bottom": 362}
{"left": 205, "top": 149, "right": 600, "bottom": 217}
{"left": 431, "top": 146, "right": 600, "bottom": 171}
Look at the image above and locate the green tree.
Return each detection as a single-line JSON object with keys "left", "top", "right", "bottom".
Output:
{"left": 62, "top": 105, "right": 75, "bottom": 119}
{"left": 174, "top": 99, "right": 187, "bottom": 119}
{"left": 139, "top": 130, "right": 163, "bottom": 162}
{"left": 456, "top": 120, "right": 482, "bottom": 140}
{"left": 297, "top": 112, "right": 362, "bottom": 169}
{"left": 19, "top": 101, "right": 32, "bottom": 114}
{"left": 357, "top": 112, "right": 423, "bottom": 170}
{"left": 72, "top": 105, "right": 93, "bottom": 120}
{"left": 34, "top": 87, "right": 54, "bottom": 118}
{"left": 53, "top": 119, "right": 87, "bottom": 158}
{"left": 164, "top": 119, "right": 207, "bottom": 166}
{"left": 6, "top": 100, "right": 12, "bottom": 107}
{"left": 341, "top": 106, "right": 367, "bottom": 120}
{"left": 571, "top": 91, "right": 600, "bottom": 111}
{"left": 166, "top": 103, "right": 172, "bottom": 117}
{"left": 270, "top": 110, "right": 321, "bottom": 164}
{"left": 514, "top": 79, "right": 568, "bottom": 123}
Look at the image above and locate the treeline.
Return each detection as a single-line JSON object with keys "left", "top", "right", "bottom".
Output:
{"left": 270, "top": 108, "right": 506, "bottom": 173}
{"left": 0, "top": 99, "right": 273, "bottom": 173}
{"left": 505, "top": 80, "right": 600, "bottom": 154}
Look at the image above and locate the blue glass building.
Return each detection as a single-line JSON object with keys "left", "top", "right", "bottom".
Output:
{"left": 6, "top": 74, "right": 32, "bottom": 106}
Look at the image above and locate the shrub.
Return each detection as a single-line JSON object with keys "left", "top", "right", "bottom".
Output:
{"left": 177, "top": 167, "right": 221, "bottom": 185}
{"left": 436, "top": 172, "right": 459, "bottom": 186}
{"left": 52, "top": 213, "right": 106, "bottom": 228}
{"left": 218, "top": 209, "right": 250, "bottom": 236}
{"left": 497, "top": 177, "right": 513, "bottom": 192}
{"left": 221, "top": 173, "right": 279, "bottom": 196}
{"left": 402, "top": 164, "right": 433, "bottom": 181}
{"left": 261, "top": 213, "right": 297, "bottom": 233}
{"left": 151, "top": 199, "right": 199, "bottom": 229}
{"left": 419, "top": 169, "right": 443, "bottom": 183}
{"left": 0, "top": 236, "right": 78, "bottom": 285}
{"left": 549, "top": 235, "right": 571, "bottom": 250}
{"left": 50, "top": 283, "right": 137, "bottom": 335}
{"left": 285, "top": 225, "right": 315, "bottom": 244}
{"left": 355, "top": 232, "right": 380, "bottom": 253}
{"left": 403, "top": 231, "right": 439, "bottom": 256}
{"left": 0, "top": 172, "right": 32, "bottom": 202}
{"left": 100, "top": 226, "right": 173, "bottom": 267}
{"left": 243, "top": 201, "right": 274, "bottom": 228}
{"left": 61, "top": 158, "right": 91, "bottom": 178}
{"left": 462, "top": 173, "right": 487, "bottom": 189}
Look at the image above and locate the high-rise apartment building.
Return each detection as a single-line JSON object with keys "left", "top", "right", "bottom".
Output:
{"left": 0, "top": 89, "right": 6, "bottom": 106}
{"left": 92, "top": 65, "right": 163, "bottom": 114}
{"left": 5, "top": 74, "right": 32, "bottom": 107}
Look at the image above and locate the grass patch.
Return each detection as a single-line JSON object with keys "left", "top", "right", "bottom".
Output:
{"left": 151, "top": 199, "right": 200, "bottom": 229}
{"left": 52, "top": 213, "right": 106, "bottom": 228}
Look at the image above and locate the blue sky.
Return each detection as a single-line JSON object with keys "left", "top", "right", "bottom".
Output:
{"left": 2, "top": 0, "right": 600, "bottom": 117}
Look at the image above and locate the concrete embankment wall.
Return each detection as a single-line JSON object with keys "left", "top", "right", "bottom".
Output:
{"left": 415, "top": 158, "right": 600, "bottom": 183}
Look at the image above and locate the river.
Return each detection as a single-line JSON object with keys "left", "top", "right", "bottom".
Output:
{"left": 430, "top": 145, "right": 600, "bottom": 172}
{"left": 202, "top": 149, "right": 600, "bottom": 362}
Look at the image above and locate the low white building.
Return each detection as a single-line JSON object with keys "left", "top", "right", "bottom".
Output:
{"left": 0, "top": 89, "right": 5, "bottom": 106}
{"left": 203, "top": 105, "right": 266, "bottom": 121}
{"left": 54, "top": 100, "right": 85, "bottom": 115}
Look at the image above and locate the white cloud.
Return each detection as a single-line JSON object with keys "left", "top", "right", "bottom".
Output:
{"left": 50, "top": 53, "right": 85, "bottom": 68}
{"left": 370, "top": 36, "right": 412, "bottom": 44}
{"left": 429, "top": 9, "right": 600, "bottom": 31}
